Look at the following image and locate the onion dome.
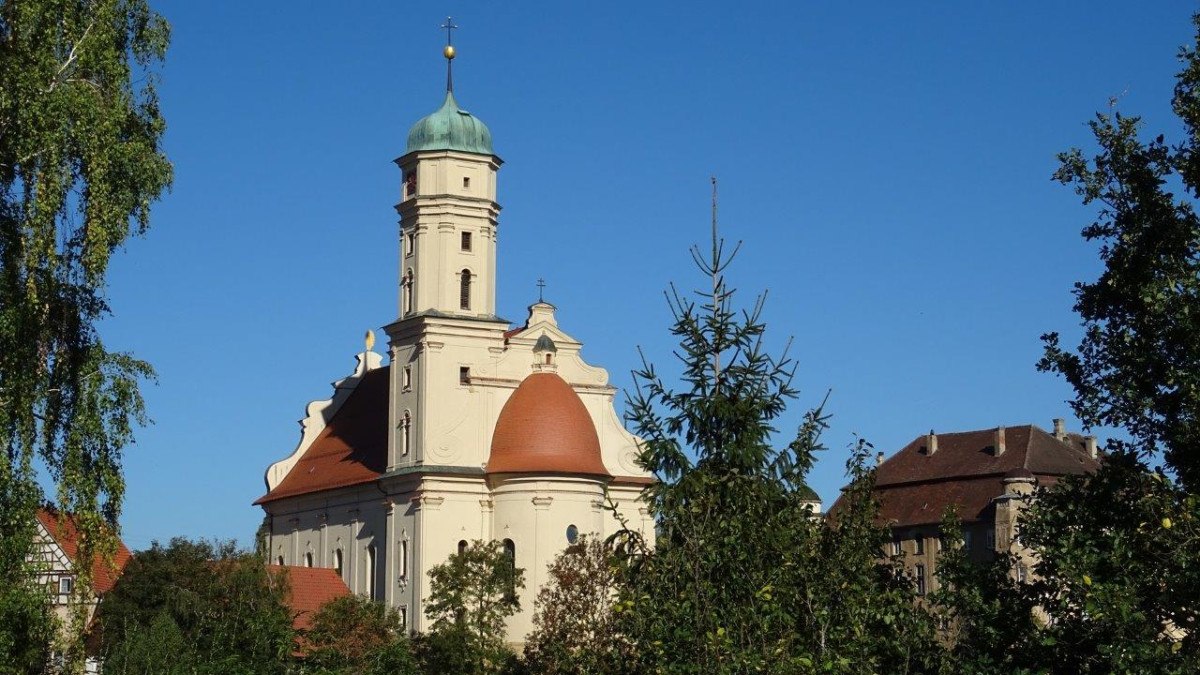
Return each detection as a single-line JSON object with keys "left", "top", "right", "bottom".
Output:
{"left": 405, "top": 91, "right": 494, "bottom": 155}
{"left": 488, "top": 372, "right": 609, "bottom": 476}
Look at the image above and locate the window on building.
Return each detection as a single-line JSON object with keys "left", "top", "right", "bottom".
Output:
{"left": 457, "top": 540, "right": 468, "bottom": 555}
{"left": 462, "top": 176, "right": 471, "bottom": 189}
{"left": 459, "top": 366, "right": 470, "bottom": 385}
{"left": 304, "top": 552, "right": 313, "bottom": 568}
{"left": 404, "top": 170, "right": 417, "bottom": 198}
{"left": 461, "top": 231, "right": 472, "bottom": 251}
{"left": 333, "top": 548, "right": 343, "bottom": 577}
{"left": 58, "top": 577, "right": 74, "bottom": 595}
{"left": 404, "top": 232, "right": 414, "bottom": 257}
{"left": 399, "top": 540, "right": 408, "bottom": 579}
{"left": 914, "top": 536, "right": 925, "bottom": 555}
{"left": 502, "top": 539, "right": 516, "bottom": 598}
{"left": 986, "top": 529, "right": 996, "bottom": 551}
{"left": 890, "top": 539, "right": 902, "bottom": 556}
{"left": 566, "top": 524, "right": 579, "bottom": 544}
{"left": 1017, "top": 563, "right": 1028, "bottom": 583}
{"left": 277, "top": 555, "right": 284, "bottom": 566}
{"left": 403, "top": 365, "right": 412, "bottom": 391}
{"left": 401, "top": 410, "right": 411, "bottom": 456}
{"left": 459, "top": 269, "right": 472, "bottom": 310}
{"left": 367, "top": 545, "right": 378, "bottom": 600}
{"left": 963, "top": 530, "right": 974, "bottom": 551}
{"left": 399, "top": 605, "right": 408, "bottom": 630}
{"left": 915, "top": 563, "right": 927, "bottom": 596}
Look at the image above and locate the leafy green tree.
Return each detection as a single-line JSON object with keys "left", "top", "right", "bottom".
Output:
{"left": 302, "top": 594, "right": 417, "bottom": 675}
{"left": 617, "top": 184, "right": 944, "bottom": 673}
{"left": 97, "top": 538, "right": 294, "bottom": 675}
{"left": 1040, "top": 14, "right": 1200, "bottom": 494}
{"left": 0, "top": 0, "right": 171, "bottom": 667}
{"left": 421, "top": 539, "right": 524, "bottom": 675}
{"left": 933, "top": 13, "right": 1200, "bottom": 675}
{"left": 0, "top": 480, "right": 57, "bottom": 673}
{"left": 928, "top": 512, "right": 1042, "bottom": 674}
{"left": 522, "top": 535, "right": 629, "bottom": 674}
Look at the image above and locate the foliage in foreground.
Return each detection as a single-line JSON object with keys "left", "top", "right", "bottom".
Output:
{"left": 97, "top": 538, "right": 294, "bottom": 675}
{"left": 615, "top": 192, "right": 944, "bottom": 673}
{"left": 302, "top": 594, "right": 418, "bottom": 675}
{"left": 522, "top": 535, "right": 629, "bottom": 673}
{"left": 932, "top": 13, "right": 1200, "bottom": 674}
{"left": 0, "top": 0, "right": 172, "bottom": 669}
{"left": 421, "top": 539, "right": 524, "bottom": 674}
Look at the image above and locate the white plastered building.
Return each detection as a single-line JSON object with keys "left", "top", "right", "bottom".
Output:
{"left": 255, "top": 58, "right": 654, "bottom": 643}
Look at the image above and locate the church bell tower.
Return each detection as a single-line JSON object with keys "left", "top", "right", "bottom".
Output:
{"left": 385, "top": 23, "right": 508, "bottom": 472}
{"left": 394, "top": 25, "right": 501, "bottom": 319}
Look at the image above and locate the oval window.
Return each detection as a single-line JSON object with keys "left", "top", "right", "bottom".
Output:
{"left": 566, "top": 524, "right": 579, "bottom": 544}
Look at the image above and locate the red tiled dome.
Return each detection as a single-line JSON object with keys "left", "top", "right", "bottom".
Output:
{"left": 488, "top": 372, "right": 609, "bottom": 476}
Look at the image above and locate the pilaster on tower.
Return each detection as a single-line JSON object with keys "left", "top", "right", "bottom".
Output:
{"left": 394, "top": 36, "right": 502, "bottom": 322}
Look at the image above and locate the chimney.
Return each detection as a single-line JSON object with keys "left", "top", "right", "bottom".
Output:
{"left": 995, "top": 426, "right": 1007, "bottom": 456}
{"left": 1085, "top": 435, "right": 1098, "bottom": 459}
{"left": 875, "top": 451, "right": 885, "bottom": 466}
{"left": 1053, "top": 418, "right": 1066, "bottom": 440}
{"left": 926, "top": 430, "right": 938, "bottom": 455}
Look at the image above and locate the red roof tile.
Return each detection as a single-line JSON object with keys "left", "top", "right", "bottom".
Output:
{"left": 35, "top": 507, "right": 132, "bottom": 594}
{"left": 831, "top": 425, "right": 1098, "bottom": 528}
{"left": 488, "top": 372, "right": 609, "bottom": 477}
{"left": 256, "top": 367, "right": 390, "bottom": 504}
{"left": 269, "top": 565, "right": 351, "bottom": 632}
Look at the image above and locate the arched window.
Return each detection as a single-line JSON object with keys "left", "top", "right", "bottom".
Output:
{"left": 403, "top": 269, "right": 414, "bottom": 314}
{"left": 502, "top": 538, "right": 516, "bottom": 598}
{"left": 459, "top": 269, "right": 472, "bottom": 310}
{"left": 333, "top": 548, "right": 343, "bottom": 577}
{"left": 401, "top": 411, "right": 411, "bottom": 456}
{"left": 457, "top": 540, "right": 468, "bottom": 555}
{"left": 304, "top": 552, "right": 313, "bottom": 568}
{"left": 367, "top": 545, "right": 378, "bottom": 600}
{"left": 399, "top": 540, "right": 408, "bottom": 579}
{"left": 277, "top": 555, "right": 284, "bottom": 566}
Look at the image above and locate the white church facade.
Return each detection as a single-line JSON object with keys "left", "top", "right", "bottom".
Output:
{"left": 254, "top": 44, "right": 654, "bottom": 642}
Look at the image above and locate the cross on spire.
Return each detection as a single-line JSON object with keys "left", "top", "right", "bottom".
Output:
{"left": 441, "top": 17, "right": 458, "bottom": 93}
{"left": 536, "top": 278, "right": 546, "bottom": 303}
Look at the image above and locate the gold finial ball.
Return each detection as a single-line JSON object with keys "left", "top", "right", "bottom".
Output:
{"left": 444, "top": 45, "right": 456, "bottom": 60}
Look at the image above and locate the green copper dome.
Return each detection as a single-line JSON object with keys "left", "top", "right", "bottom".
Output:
{"left": 405, "top": 91, "right": 494, "bottom": 155}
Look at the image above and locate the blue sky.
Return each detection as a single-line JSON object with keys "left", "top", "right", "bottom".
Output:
{"left": 94, "top": 2, "right": 1196, "bottom": 549}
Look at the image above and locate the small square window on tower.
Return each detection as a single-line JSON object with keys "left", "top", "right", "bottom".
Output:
{"left": 459, "top": 367, "right": 470, "bottom": 385}
{"left": 462, "top": 176, "right": 471, "bottom": 189}
{"left": 461, "top": 231, "right": 472, "bottom": 252}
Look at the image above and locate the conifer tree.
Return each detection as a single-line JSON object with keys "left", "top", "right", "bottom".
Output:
{"left": 617, "top": 180, "right": 943, "bottom": 673}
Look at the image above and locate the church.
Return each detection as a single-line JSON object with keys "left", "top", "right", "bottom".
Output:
{"left": 253, "top": 36, "right": 654, "bottom": 643}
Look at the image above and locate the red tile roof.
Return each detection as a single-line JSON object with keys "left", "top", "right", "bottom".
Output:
{"left": 269, "top": 565, "right": 351, "bottom": 632}
{"left": 256, "top": 367, "right": 390, "bottom": 504}
{"left": 833, "top": 425, "right": 1098, "bottom": 528}
{"left": 488, "top": 372, "right": 610, "bottom": 477}
{"left": 35, "top": 507, "right": 132, "bottom": 594}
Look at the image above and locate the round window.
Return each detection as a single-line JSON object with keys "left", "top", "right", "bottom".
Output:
{"left": 566, "top": 524, "right": 579, "bottom": 544}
